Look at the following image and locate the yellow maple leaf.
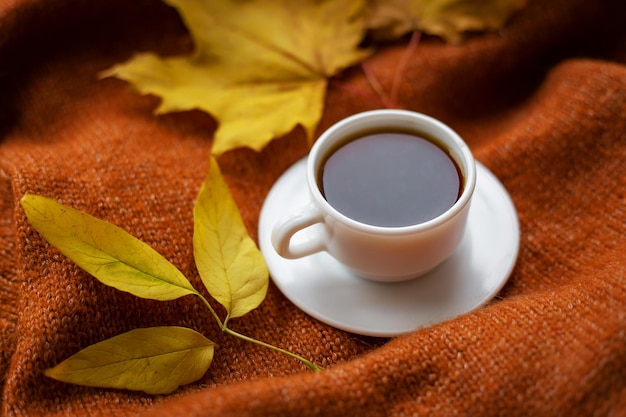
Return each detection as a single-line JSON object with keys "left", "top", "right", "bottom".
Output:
{"left": 366, "top": 0, "right": 528, "bottom": 43}
{"left": 103, "top": 0, "right": 370, "bottom": 155}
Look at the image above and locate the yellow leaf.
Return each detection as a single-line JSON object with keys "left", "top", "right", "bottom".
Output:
{"left": 366, "top": 0, "right": 528, "bottom": 43}
{"left": 102, "top": 0, "right": 371, "bottom": 155}
{"left": 193, "top": 157, "right": 268, "bottom": 322}
{"left": 45, "top": 327, "right": 214, "bottom": 394}
{"left": 21, "top": 194, "right": 197, "bottom": 301}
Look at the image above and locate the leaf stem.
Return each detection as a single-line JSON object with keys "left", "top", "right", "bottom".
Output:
{"left": 329, "top": 78, "right": 388, "bottom": 108}
{"left": 223, "top": 327, "right": 321, "bottom": 372}
{"left": 361, "top": 60, "right": 395, "bottom": 108}
{"left": 196, "top": 293, "right": 224, "bottom": 329}
{"left": 196, "top": 292, "right": 320, "bottom": 371}
{"left": 390, "top": 30, "right": 421, "bottom": 104}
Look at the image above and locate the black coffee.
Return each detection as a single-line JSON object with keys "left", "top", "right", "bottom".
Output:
{"left": 319, "top": 129, "right": 462, "bottom": 227}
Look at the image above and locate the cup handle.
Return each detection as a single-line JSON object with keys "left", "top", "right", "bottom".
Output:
{"left": 271, "top": 203, "right": 327, "bottom": 259}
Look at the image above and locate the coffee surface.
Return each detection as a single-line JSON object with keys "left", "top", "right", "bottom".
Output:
{"left": 320, "top": 132, "right": 462, "bottom": 227}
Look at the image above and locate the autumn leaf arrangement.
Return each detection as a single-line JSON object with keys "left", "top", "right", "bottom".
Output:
{"left": 22, "top": 158, "right": 319, "bottom": 395}
{"left": 102, "top": 0, "right": 528, "bottom": 155}
{"left": 22, "top": 0, "right": 526, "bottom": 395}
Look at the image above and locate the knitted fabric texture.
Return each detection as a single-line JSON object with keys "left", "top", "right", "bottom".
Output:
{"left": 1, "top": 0, "right": 625, "bottom": 416}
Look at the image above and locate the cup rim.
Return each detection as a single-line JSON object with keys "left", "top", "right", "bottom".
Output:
{"left": 307, "top": 109, "right": 476, "bottom": 235}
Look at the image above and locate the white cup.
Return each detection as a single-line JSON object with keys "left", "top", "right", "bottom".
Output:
{"left": 271, "top": 110, "right": 476, "bottom": 282}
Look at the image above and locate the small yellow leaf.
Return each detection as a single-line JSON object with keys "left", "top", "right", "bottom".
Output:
{"left": 193, "top": 157, "right": 268, "bottom": 322}
{"left": 102, "top": 0, "right": 370, "bottom": 154}
{"left": 366, "top": 0, "right": 528, "bottom": 43}
{"left": 21, "top": 194, "right": 197, "bottom": 301}
{"left": 45, "top": 327, "right": 214, "bottom": 394}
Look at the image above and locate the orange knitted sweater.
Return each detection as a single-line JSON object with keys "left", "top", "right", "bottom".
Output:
{"left": 1, "top": 0, "right": 624, "bottom": 416}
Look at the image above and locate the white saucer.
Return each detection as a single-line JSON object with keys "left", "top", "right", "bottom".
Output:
{"left": 258, "top": 158, "right": 519, "bottom": 337}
